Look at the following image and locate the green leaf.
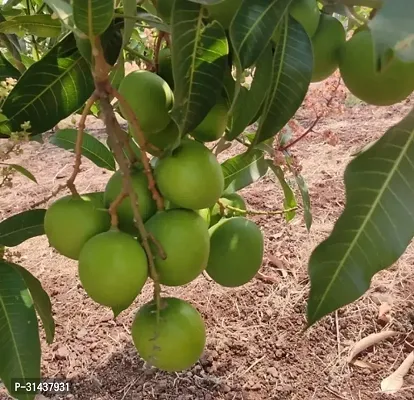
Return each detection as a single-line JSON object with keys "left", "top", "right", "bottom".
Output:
{"left": 0, "top": 33, "right": 94, "bottom": 138}
{"left": 73, "top": 0, "right": 114, "bottom": 36}
{"left": 307, "top": 109, "right": 414, "bottom": 326}
{"left": 254, "top": 15, "right": 312, "bottom": 146}
{"left": 123, "top": 0, "right": 137, "bottom": 46}
{"left": 369, "top": 0, "right": 414, "bottom": 63}
{"left": 0, "top": 15, "right": 62, "bottom": 37}
{"left": 0, "top": 260, "right": 41, "bottom": 400}
{"left": 170, "top": 0, "right": 229, "bottom": 135}
{"left": 110, "top": 50, "right": 125, "bottom": 89}
{"left": 0, "top": 8, "right": 25, "bottom": 18}
{"left": 43, "top": 0, "right": 74, "bottom": 31}
{"left": 267, "top": 161, "right": 296, "bottom": 221}
{"left": 222, "top": 149, "right": 268, "bottom": 194}
{"left": 0, "top": 52, "right": 20, "bottom": 81}
{"left": 136, "top": 6, "right": 170, "bottom": 32}
{"left": 0, "top": 163, "right": 37, "bottom": 183}
{"left": 50, "top": 128, "right": 116, "bottom": 171}
{"left": 226, "top": 44, "right": 272, "bottom": 140}
{"left": 229, "top": 0, "right": 294, "bottom": 70}
{"left": 222, "top": 64, "right": 235, "bottom": 106}
{"left": 295, "top": 174, "right": 311, "bottom": 229}
{"left": 13, "top": 265, "right": 55, "bottom": 345}
{"left": 2, "top": 0, "right": 23, "bottom": 10}
{"left": 76, "top": 19, "right": 123, "bottom": 66}
{"left": 0, "top": 25, "right": 24, "bottom": 73}
{"left": 0, "top": 209, "right": 46, "bottom": 247}
{"left": 282, "top": 148, "right": 312, "bottom": 230}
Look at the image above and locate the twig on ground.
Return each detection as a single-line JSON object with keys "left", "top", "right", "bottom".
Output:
{"left": 66, "top": 94, "right": 98, "bottom": 196}
{"left": 324, "top": 387, "right": 349, "bottom": 400}
{"left": 241, "top": 355, "right": 265, "bottom": 377}
{"left": 256, "top": 272, "right": 278, "bottom": 284}
{"left": 335, "top": 311, "right": 341, "bottom": 357}
{"left": 110, "top": 86, "right": 164, "bottom": 210}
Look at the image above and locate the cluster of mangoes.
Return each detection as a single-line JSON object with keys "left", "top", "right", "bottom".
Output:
{"left": 44, "top": 118, "right": 263, "bottom": 372}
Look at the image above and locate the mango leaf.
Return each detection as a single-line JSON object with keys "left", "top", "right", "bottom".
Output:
{"left": 283, "top": 149, "right": 312, "bottom": 230}
{"left": 0, "top": 33, "right": 94, "bottom": 138}
{"left": 110, "top": 50, "right": 125, "bottom": 89}
{"left": 76, "top": 19, "right": 123, "bottom": 66}
{"left": 188, "top": 1, "right": 224, "bottom": 4}
{"left": 0, "top": 260, "right": 41, "bottom": 400}
{"left": 43, "top": 0, "right": 75, "bottom": 31}
{"left": 0, "top": 15, "right": 62, "bottom": 37}
{"left": 50, "top": 129, "right": 116, "bottom": 171}
{"left": 1, "top": 8, "right": 24, "bottom": 18}
{"left": 229, "top": 0, "right": 293, "bottom": 70}
{"left": 0, "top": 163, "right": 37, "bottom": 183}
{"left": 123, "top": 0, "right": 137, "bottom": 46}
{"left": 136, "top": 6, "right": 170, "bottom": 32}
{"left": 253, "top": 15, "right": 312, "bottom": 146}
{"left": 73, "top": 0, "right": 114, "bottom": 36}
{"left": 308, "top": 109, "right": 414, "bottom": 326}
{"left": 222, "top": 149, "right": 268, "bottom": 194}
{"left": 0, "top": 209, "right": 46, "bottom": 247}
{"left": 0, "top": 52, "right": 20, "bottom": 81}
{"left": 369, "top": 0, "right": 414, "bottom": 63}
{"left": 2, "top": 0, "right": 23, "bottom": 10}
{"left": 170, "top": 0, "right": 228, "bottom": 135}
{"left": 222, "top": 64, "right": 235, "bottom": 106}
{"left": 13, "top": 265, "right": 55, "bottom": 344}
{"left": 226, "top": 44, "right": 273, "bottom": 140}
{"left": 0, "top": 12, "right": 24, "bottom": 72}
{"left": 267, "top": 161, "right": 296, "bottom": 221}
{"left": 295, "top": 173, "right": 312, "bottom": 229}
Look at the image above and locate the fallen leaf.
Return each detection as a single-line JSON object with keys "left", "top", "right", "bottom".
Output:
{"left": 381, "top": 352, "right": 414, "bottom": 394}
{"left": 347, "top": 331, "right": 397, "bottom": 363}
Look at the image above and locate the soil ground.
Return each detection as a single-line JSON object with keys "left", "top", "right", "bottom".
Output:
{"left": 1, "top": 79, "right": 414, "bottom": 400}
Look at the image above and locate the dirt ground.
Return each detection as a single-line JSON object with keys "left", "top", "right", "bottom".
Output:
{"left": 1, "top": 80, "right": 414, "bottom": 400}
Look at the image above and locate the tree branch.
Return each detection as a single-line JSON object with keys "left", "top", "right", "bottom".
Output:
{"left": 108, "top": 190, "right": 127, "bottom": 228}
{"left": 66, "top": 93, "right": 98, "bottom": 196}
{"left": 110, "top": 86, "right": 164, "bottom": 210}
{"left": 224, "top": 204, "right": 298, "bottom": 216}
{"left": 30, "top": 184, "right": 67, "bottom": 208}
{"left": 100, "top": 96, "right": 162, "bottom": 319}
{"left": 154, "top": 31, "right": 165, "bottom": 73}
{"left": 279, "top": 76, "right": 342, "bottom": 151}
